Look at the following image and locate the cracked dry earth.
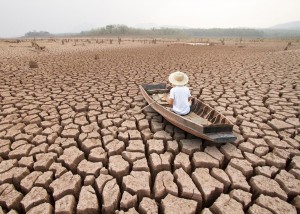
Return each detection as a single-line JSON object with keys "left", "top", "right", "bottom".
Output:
{"left": 0, "top": 40, "right": 300, "bottom": 214}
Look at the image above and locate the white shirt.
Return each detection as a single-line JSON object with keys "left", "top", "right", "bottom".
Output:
{"left": 169, "top": 86, "right": 191, "bottom": 115}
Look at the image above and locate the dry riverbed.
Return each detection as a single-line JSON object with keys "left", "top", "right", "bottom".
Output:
{"left": 0, "top": 39, "right": 299, "bottom": 213}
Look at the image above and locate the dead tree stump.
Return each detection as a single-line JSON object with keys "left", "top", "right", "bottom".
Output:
{"left": 284, "top": 42, "right": 291, "bottom": 51}
{"left": 220, "top": 38, "right": 225, "bottom": 45}
{"left": 29, "top": 61, "right": 38, "bottom": 68}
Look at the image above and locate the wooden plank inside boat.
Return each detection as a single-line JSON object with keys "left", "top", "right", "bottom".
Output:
{"left": 183, "top": 112, "right": 211, "bottom": 126}
{"left": 142, "top": 83, "right": 166, "bottom": 91}
{"left": 147, "top": 89, "right": 169, "bottom": 95}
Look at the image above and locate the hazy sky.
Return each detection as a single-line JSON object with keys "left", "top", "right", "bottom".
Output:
{"left": 1, "top": 0, "right": 300, "bottom": 37}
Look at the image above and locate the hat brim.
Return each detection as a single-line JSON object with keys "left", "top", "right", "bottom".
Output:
{"left": 168, "top": 73, "right": 189, "bottom": 86}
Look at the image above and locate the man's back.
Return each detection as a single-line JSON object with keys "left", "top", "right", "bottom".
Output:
{"left": 170, "top": 86, "right": 191, "bottom": 115}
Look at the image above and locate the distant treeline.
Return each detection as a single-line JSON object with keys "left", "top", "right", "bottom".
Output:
{"left": 23, "top": 25, "right": 300, "bottom": 38}
{"left": 79, "top": 25, "right": 300, "bottom": 38}
{"left": 25, "top": 31, "right": 53, "bottom": 37}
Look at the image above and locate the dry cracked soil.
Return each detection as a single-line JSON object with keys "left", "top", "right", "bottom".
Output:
{"left": 0, "top": 38, "right": 299, "bottom": 214}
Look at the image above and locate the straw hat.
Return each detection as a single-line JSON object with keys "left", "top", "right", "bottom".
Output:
{"left": 168, "top": 71, "right": 189, "bottom": 86}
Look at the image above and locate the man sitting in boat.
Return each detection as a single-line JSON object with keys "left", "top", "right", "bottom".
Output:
{"left": 164, "top": 71, "right": 192, "bottom": 115}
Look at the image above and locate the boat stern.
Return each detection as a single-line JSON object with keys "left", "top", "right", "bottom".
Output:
{"left": 205, "top": 132, "right": 237, "bottom": 143}
{"left": 203, "top": 124, "right": 236, "bottom": 143}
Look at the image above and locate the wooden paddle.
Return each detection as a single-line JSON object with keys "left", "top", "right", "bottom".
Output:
{"left": 126, "top": 94, "right": 165, "bottom": 119}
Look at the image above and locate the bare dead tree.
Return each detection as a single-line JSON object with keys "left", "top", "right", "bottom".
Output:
{"left": 31, "top": 41, "right": 45, "bottom": 51}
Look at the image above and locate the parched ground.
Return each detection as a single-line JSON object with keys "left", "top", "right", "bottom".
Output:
{"left": 0, "top": 39, "right": 299, "bottom": 214}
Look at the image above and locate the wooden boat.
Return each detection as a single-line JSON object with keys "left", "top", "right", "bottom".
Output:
{"left": 140, "top": 83, "right": 237, "bottom": 143}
